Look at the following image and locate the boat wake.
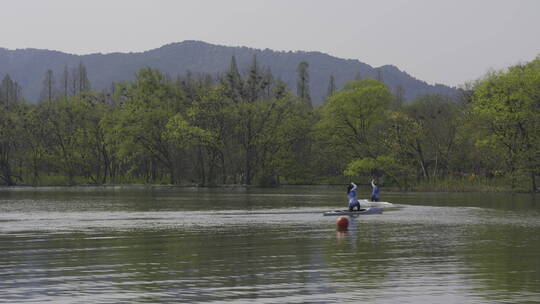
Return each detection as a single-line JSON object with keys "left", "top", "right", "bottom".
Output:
{"left": 358, "top": 199, "right": 395, "bottom": 209}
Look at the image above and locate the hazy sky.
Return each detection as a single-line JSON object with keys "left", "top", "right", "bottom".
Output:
{"left": 1, "top": 0, "right": 539, "bottom": 86}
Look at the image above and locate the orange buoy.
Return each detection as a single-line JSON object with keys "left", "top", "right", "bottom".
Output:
{"left": 336, "top": 216, "right": 349, "bottom": 230}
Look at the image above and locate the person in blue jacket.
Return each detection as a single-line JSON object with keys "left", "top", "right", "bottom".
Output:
{"left": 371, "top": 179, "right": 380, "bottom": 202}
{"left": 347, "top": 182, "right": 361, "bottom": 211}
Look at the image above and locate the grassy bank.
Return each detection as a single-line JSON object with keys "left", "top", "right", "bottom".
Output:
{"left": 411, "top": 176, "right": 523, "bottom": 192}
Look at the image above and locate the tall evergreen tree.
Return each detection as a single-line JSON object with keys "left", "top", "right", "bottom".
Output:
{"left": 391, "top": 85, "right": 405, "bottom": 109}
{"left": 261, "top": 66, "right": 274, "bottom": 99}
{"left": 70, "top": 62, "right": 91, "bottom": 96}
{"left": 0, "top": 75, "right": 22, "bottom": 106}
{"left": 245, "top": 55, "right": 267, "bottom": 102}
{"left": 376, "top": 68, "right": 384, "bottom": 82}
{"left": 40, "top": 69, "right": 56, "bottom": 102}
{"left": 296, "top": 61, "right": 311, "bottom": 105}
{"left": 273, "top": 79, "right": 288, "bottom": 99}
{"left": 0, "top": 75, "right": 23, "bottom": 185}
{"left": 223, "top": 56, "right": 243, "bottom": 102}
{"left": 61, "top": 65, "right": 69, "bottom": 99}
{"left": 327, "top": 74, "right": 336, "bottom": 99}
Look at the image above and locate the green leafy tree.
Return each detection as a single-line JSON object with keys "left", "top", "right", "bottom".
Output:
{"left": 400, "top": 95, "right": 461, "bottom": 179}
{"left": 37, "top": 96, "right": 108, "bottom": 184}
{"left": 166, "top": 86, "right": 235, "bottom": 185}
{"left": 0, "top": 104, "right": 22, "bottom": 185}
{"left": 0, "top": 77, "right": 24, "bottom": 185}
{"left": 472, "top": 58, "right": 540, "bottom": 191}
{"left": 315, "top": 78, "right": 391, "bottom": 182}
{"left": 271, "top": 95, "right": 316, "bottom": 183}
{"left": 381, "top": 111, "right": 423, "bottom": 183}
{"left": 234, "top": 56, "right": 275, "bottom": 184}
{"left": 106, "top": 68, "right": 186, "bottom": 184}
{"left": 344, "top": 155, "right": 412, "bottom": 188}
{"left": 19, "top": 104, "right": 51, "bottom": 184}
{"left": 317, "top": 78, "right": 391, "bottom": 158}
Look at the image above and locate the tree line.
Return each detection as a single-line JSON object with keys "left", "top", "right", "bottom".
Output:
{"left": 0, "top": 56, "right": 538, "bottom": 191}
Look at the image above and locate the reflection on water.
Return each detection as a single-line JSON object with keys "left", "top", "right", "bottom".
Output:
{"left": 0, "top": 187, "right": 538, "bottom": 303}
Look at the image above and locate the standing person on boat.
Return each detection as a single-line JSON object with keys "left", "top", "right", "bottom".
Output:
{"left": 370, "top": 179, "right": 380, "bottom": 202}
{"left": 347, "top": 182, "right": 361, "bottom": 211}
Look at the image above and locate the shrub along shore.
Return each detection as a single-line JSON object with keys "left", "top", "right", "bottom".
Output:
{"left": 1, "top": 176, "right": 528, "bottom": 193}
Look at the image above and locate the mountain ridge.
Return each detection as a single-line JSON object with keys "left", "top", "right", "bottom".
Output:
{"left": 0, "top": 40, "right": 458, "bottom": 104}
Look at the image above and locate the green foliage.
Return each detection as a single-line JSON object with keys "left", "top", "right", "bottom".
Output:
{"left": 265, "top": 96, "right": 316, "bottom": 184}
{"left": 166, "top": 115, "right": 214, "bottom": 147}
{"left": 35, "top": 96, "right": 109, "bottom": 184}
{"left": 382, "top": 111, "right": 423, "bottom": 170}
{"left": 1, "top": 57, "right": 538, "bottom": 192}
{"left": 105, "top": 68, "right": 186, "bottom": 184}
{"left": 398, "top": 94, "right": 462, "bottom": 178}
{"left": 344, "top": 155, "right": 412, "bottom": 188}
{"left": 316, "top": 78, "right": 391, "bottom": 160}
{"left": 472, "top": 57, "right": 540, "bottom": 191}
{"left": 414, "top": 176, "right": 511, "bottom": 192}
{"left": 0, "top": 103, "right": 24, "bottom": 185}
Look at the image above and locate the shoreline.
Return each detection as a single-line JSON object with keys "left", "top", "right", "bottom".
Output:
{"left": 0, "top": 183, "right": 530, "bottom": 193}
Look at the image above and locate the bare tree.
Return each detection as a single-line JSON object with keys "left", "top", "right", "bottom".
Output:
{"left": 40, "top": 69, "right": 56, "bottom": 102}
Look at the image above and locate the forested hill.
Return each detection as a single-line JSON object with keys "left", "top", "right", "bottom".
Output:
{"left": 0, "top": 40, "right": 458, "bottom": 104}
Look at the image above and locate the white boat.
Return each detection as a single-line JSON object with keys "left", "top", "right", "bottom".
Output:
{"left": 357, "top": 199, "right": 394, "bottom": 208}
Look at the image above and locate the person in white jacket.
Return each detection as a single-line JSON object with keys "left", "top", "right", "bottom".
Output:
{"left": 371, "top": 179, "right": 380, "bottom": 202}
{"left": 347, "top": 182, "right": 361, "bottom": 211}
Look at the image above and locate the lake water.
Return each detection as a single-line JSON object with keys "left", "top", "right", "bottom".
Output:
{"left": 0, "top": 186, "right": 538, "bottom": 303}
